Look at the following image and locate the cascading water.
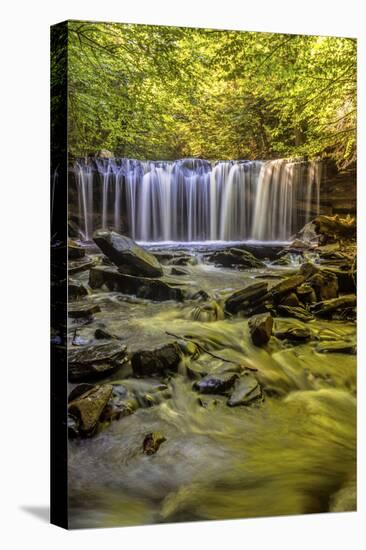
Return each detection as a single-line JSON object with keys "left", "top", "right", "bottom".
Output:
{"left": 72, "top": 157, "right": 323, "bottom": 242}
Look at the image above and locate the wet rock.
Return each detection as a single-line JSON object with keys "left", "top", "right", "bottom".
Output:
{"left": 68, "top": 240, "right": 86, "bottom": 260}
{"left": 271, "top": 275, "right": 305, "bottom": 300}
{"left": 143, "top": 432, "right": 167, "bottom": 455}
{"left": 311, "top": 294, "right": 356, "bottom": 318}
{"left": 271, "top": 253, "right": 296, "bottom": 266}
{"left": 68, "top": 342, "right": 128, "bottom": 382}
{"left": 299, "top": 262, "right": 320, "bottom": 280}
{"left": 207, "top": 248, "right": 264, "bottom": 269}
{"left": 275, "top": 326, "right": 311, "bottom": 342}
{"left": 279, "top": 292, "right": 300, "bottom": 307}
{"left": 94, "top": 327, "right": 116, "bottom": 340}
{"left": 296, "top": 283, "right": 317, "bottom": 305}
{"left": 225, "top": 282, "right": 268, "bottom": 315}
{"left": 190, "top": 302, "right": 222, "bottom": 322}
{"left": 227, "top": 373, "right": 262, "bottom": 406}
{"left": 308, "top": 270, "right": 338, "bottom": 301}
{"left": 100, "top": 384, "right": 137, "bottom": 422}
{"left": 68, "top": 384, "right": 113, "bottom": 436}
{"left": 316, "top": 341, "right": 356, "bottom": 354}
{"left": 323, "top": 267, "right": 356, "bottom": 293}
{"left": 89, "top": 266, "right": 185, "bottom": 301}
{"left": 313, "top": 215, "right": 356, "bottom": 243}
{"left": 68, "top": 383, "right": 95, "bottom": 402}
{"left": 68, "top": 280, "right": 89, "bottom": 301}
{"left": 93, "top": 230, "right": 163, "bottom": 277}
{"left": 68, "top": 303, "right": 101, "bottom": 319}
{"left": 171, "top": 266, "right": 188, "bottom": 276}
{"left": 167, "top": 255, "right": 197, "bottom": 266}
{"left": 189, "top": 289, "right": 210, "bottom": 301}
{"left": 276, "top": 305, "right": 314, "bottom": 322}
{"left": 68, "top": 257, "right": 96, "bottom": 275}
{"left": 131, "top": 342, "right": 182, "bottom": 376}
{"left": 248, "top": 313, "right": 273, "bottom": 346}
{"left": 193, "top": 372, "right": 238, "bottom": 395}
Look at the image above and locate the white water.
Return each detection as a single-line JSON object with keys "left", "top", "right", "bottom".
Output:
{"left": 73, "top": 158, "right": 322, "bottom": 241}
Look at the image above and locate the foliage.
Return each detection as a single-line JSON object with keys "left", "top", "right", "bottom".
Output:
{"left": 66, "top": 21, "right": 356, "bottom": 167}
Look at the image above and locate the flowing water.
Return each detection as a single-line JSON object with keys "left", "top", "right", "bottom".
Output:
{"left": 68, "top": 250, "right": 356, "bottom": 528}
{"left": 71, "top": 158, "right": 323, "bottom": 242}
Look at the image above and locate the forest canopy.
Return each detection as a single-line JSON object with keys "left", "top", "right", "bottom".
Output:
{"left": 66, "top": 21, "right": 356, "bottom": 167}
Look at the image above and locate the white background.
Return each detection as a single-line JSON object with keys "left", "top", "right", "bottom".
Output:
{"left": 1, "top": 0, "right": 365, "bottom": 548}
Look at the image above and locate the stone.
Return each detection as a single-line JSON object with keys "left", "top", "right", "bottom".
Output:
{"left": 227, "top": 373, "right": 262, "bottom": 406}
{"left": 94, "top": 328, "right": 119, "bottom": 340}
{"left": 100, "top": 384, "right": 137, "bottom": 422}
{"left": 275, "top": 326, "right": 311, "bottom": 342}
{"left": 68, "top": 240, "right": 85, "bottom": 260}
{"left": 68, "top": 383, "right": 95, "bottom": 402}
{"left": 271, "top": 275, "right": 305, "bottom": 300}
{"left": 279, "top": 292, "right": 300, "bottom": 307}
{"left": 93, "top": 230, "right": 163, "bottom": 277}
{"left": 316, "top": 341, "right": 356, "bottom": 354}
{"left": 143, "top": 432, "right": 167, "bottom": 455}
{"left": 224, "top": 282, "right": 269, "bottom": 315}
{"left": 131, "top": 342, "right": 182, "bottom": 376}
{"left": 193, "top": 372, "right": 238, "bottom": 395}
{"left": 296, "top": 283, "right": 317, "bottom": 305}
{"left": 68, "top": 303, "right": 101, "bottom": 319}
{"left": 299, "top": 262, "right": 320, "bottom": 280}
{"left": 171, "top": 266, "right": 188, "bottom": 276}
{"left": 308, "top": 271, "right": 338, "bottom": 301}
{"left": 68, "top": 281, "right": 89, "bottom": 302}
{"left": 311, "top": 294, "right": 356, "bottom": 317}
{"left": 89, "top": 266, "right": 185, "bottom": 302}
{"left": 276, "top": 305, "right": 314, "bottom": 322}
{"left": 248, "top": 313, "right": 273, "bottom": 346}
{"left": 68, "top": 384, "right": 113, "bottom": 435}
{"left": 68, "top": 342, "right": 128, "bottom": 382}
{"left": 207, "top": 248, "right": 264, "bottom": 269}
{"left": 68, "top": 257, "right": 96, "bottom": 275}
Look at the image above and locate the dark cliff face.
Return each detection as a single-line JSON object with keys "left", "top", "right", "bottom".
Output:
{"left": 319, "top": 163, "right": 356, "bottom": 216}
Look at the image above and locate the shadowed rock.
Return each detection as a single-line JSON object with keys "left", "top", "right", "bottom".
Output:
{"left": 248, "top": 313, "right": 273, "bottom": 346}
{"left": 194, "top": 372, "right": 238, "bottom": 395}
{"left": 143, "top": 432, "right": 167, "bottom": 455}
{"left": 93, "top": 230, "right": 163, "bottom": 277}
{"left": 207, "top": 248, "right": 264, "bottom": 269}
{"left": 271, "top": 275, "right": 305, "bottom": 300}
{"left": 68, "top": 342, "right": 128, "bottom": 382}
{"left": 68, "top": 384, "right": 113, "bottom": 436}
{"left": 131, "top": 342, "right": 182, "bottom": 376}
{"left": 89, "top": 265, "right": 185, "bottom": 301}
{"left": 227, "top": 373, "right": 262, "bottom": 406}
{"left": 225, "top": 282, "right": 268, "bottom": 315}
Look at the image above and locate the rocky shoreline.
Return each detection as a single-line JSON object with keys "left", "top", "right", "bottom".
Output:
{"left": 63, "top": 215, "right": 356, "bottom": 525}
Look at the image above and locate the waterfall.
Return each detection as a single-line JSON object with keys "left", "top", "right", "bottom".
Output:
{"left": 72, "top": 158, "right": 322, "bottom": 242}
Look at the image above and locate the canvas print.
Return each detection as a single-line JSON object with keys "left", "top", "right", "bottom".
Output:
{"left": 51, "top": 20, "right": 357, "bottom": 529}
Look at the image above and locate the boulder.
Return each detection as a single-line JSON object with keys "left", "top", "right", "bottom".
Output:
{"left": 311, "top": 294, "right": 356, "bottom": 318}
{"left": 93, "top": 230, "right": 163, "bottom": 277}
{"left": 68, "top": 342, "right": 128, "bottom": 382}
{"left": 308, "top": 271, "right": 338, "bottom": 301}
{"left": 193, "top": 372, "right": 238, "bottom": 395}
{"left": 143, "top": 432, "right": 167, "bottom": 455}
{"left": 227, "top": 373, "right": 262, "bottom": 406}
{"left": 276, "top": 305, "right": 314, "bottom": 322}
{"left": 275, "top": 326, "right": 311, "bottom": 342}
{"left": 224, "top": 282, "right": 268, "bottom": 315}
{"left": 68, "top": 303, "right": 101, "bottom": 319}
{"left": 271, "top": 275, "right": 305, "bottom": 300}
{"left": 207, "top": 248, "right": 264, "bottom": 269}
{"left": 68, "top": 384, "right": 113, "bottom": 436}
{"left": 68, "top": 281, "right": 89, "bottom": 302}
{"left": 171, "top": 266, "right": 189, "bottom": 276}
{"left": 248, "top": 313, "right": 273, "bottom": 346}
{"left": 131, "top": 342, "right": 182, "bottom": 376}
{"left": 316, "top": 341, "right": 356, "bottom": 354}
{"left": 68, "top": 257, "right": 96, "bottom": 275}
{"left": 100, "top": 383, "right": 137, "bottom": 422}
{"left": 279, "top": 292, "right": 300, "bottom": 307}
{"left": 68, "top": 240, "right": 85, "bottom": 260}
{"left": 296, "top": 284, "right": 317, "bottom": 305}
{"left": 299, "top": 262, "right": 320, "bottom": 280}
{"left": 89, "top": 265, "right": 185, "bottom": 302}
